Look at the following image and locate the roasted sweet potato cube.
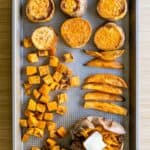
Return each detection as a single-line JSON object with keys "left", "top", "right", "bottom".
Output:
{"left": 69, "top": 76, "right": 80, "bottom": 87}
{"left": 33, "top": 128, "right": 44, "bottom": 138}
{"left": 56, "top": 105, "right": 67, "bottom": 115}
{"left": 23, "top": 83, "right": 32, "bottom": 90}
{"left": 49, "top": 130, "right": 57, "bottom": 138}
{"left": 33, "top": 89, "right": 41, "bottom": 100}
{"left": 26, "top": 66, "right": 37, "bottom": 76}
{"left": 49, "top": 82, "right": 59, "bottom": 91}
{"left": 63, "top": 53, "right": 74, "bottom": 63}
{"left": 47, "top": 138, "right": 56, "bottom": 147}
{"left": 51, "top": 145, "right": 60, "bottom": 150}
{"left": 47, "top": 101, "right": 57, "bottom": 112}
{"left": 49, "top": 56, "right": 59, "bottom": 67}
{"left": 22, "top": 133, "right": 30, "bottom": 142}
{"left": 24, "top": 110, "right": 34, "bottom": 117}
{"left": 38, "top": 65, "right": 50, "bottom": 76}
{"left": 28, "top": 115, "right": 39, "bottom": 127}
{"left": 56, "top": 63, "right": 68, "bottom": 74}
{"left": 44, "top": 113, "right": 54, "bottom": 121}
{"left": 39, "top": 94, "right": 50, "bottom": 104}
{"left": 31, "top": 147, "right": 41, "bottom": 150}
{"left": 39, "top": 84, "right": 50, "bottom": 95}
{"left": 43, "top": 74, "right": 54, "bottom": 85}
{"left": 47, "top": 121, "right": 56, "bottom": 131}
{"left": 28, "top": 75, "right": 40, "bottom": 84}
{"left": 37, "top": 121, "right": 46, "bottom": 129}
{"left": 57, "top": 93, "right": 67, "bottom": 104}
{"left": 53, "top": 71, "right": 63, "bottom": 82}
{"left": 27, "top": 53, "right": 39, "bottom": 63}
{"left": 23, "top": 37, "right": 33, "bottom": 48}
{"left": 35, "top": 112, "right": 44, "bottom": 120}
{"left": 38, "top": 50, "right": 49, "bottom": 57}
{"left": 20, "top": 119, "right": 28, "bottom": 128}
{"left": 57, "top": 127, "right": 67, "bottom": 137}
{"left": 26, "top": 128, "right": 34, "bottom": 135}
{"left": 36, "top": 103, "right": 46, "bottom": 113}
{"left": 27, "top": 99, "right": 36, "bottom": 111}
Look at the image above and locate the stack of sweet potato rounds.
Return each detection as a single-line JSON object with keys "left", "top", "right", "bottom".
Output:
{"left": 82, "top": 74, "right": 128, "bottom": 116}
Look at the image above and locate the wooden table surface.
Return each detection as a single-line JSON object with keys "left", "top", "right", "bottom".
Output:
{"left": 0, "top": 0, "right": 149, "bottom": 149}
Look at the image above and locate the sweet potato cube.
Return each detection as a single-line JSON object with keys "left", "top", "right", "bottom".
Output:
{"left": 20, "top": 119, "right": 28, "bottom": 128}
{"left": 53, "top": 71, "right": 63, "bottom": 82}
{"left": 26, "top": 128, "right": 34, "bottom": 135}
{"left": 51, "top": 145, "right": 60, "bottom": 150}
{"left": 43, "top": 74, "right": 54, "bottom": 85}
{"left": 38, "top": 50, "right": 49, "bottom": 57}
{"left": 49, "top": 56, "right": 59, "bottom": 67}
{"left": 27, "top": 53, "right": 39, "bottom": 63}
{"left": 47, "top": 138, "right": 56, "bottom": 147}
{"left": 49, "top": 82, "right": 59, "bottom": 91}
{"left": 26, "top": 66, "right": 37, "bottom": 76}
{"left": 22, "top": 134, "right": 30, "bottom": 142}
{"left": 28, "top": 115, "right": 39, "bottom": 127}
{"left": 44, "top": 113, "right": 53, "bottom": 121}
{"left": 33, "top": 89, "right": 41, "bottom": 100}
{"left": 27, "top": 99, "right": 36, "bottom": 111}
{"left": 37, "top": 121, "right": 46, "bottom": 129}
{"left": 38, "top": 65, "right": 50, "bottom": 76}
{"left": 39, "top": 94, "right": 50, "bottom": 104}
{"left": 64, "top": 53, "right": 74, "bottom": 63}
{"left": 49, "top": 130, "right": 57, "bottom": 138}
{"left": 36, "top": 103, "right": 46, "bottom": 113}
{"left": 35, "top": 112, "right": 44, "bottom": 121}
{"left": 56, "top": 105, "right": 67, "bottom": 115}
{"left": 39, "top": 84, "right": 50, "bottom": 95}
{"left": 47, "top": 121, "right": 56, "bottom": 131}
{"left": 24, "top": 110, "right": 34, "bottom": 117}
{"left": 69, "top": 76, "right": 80, "bottom": 87}
{"left": 23, "top": 83, "right": 32, "bottom": 90}
{"left": 56, "top": 63, "right": 67, "bottom": 74}
{"left": 23, "top": 37, "right": 33, "bottom": 48}
{"left": 57, "top": 93, "right": 67, "bottom": 104}
{"left": 33, "top": 128, "right": 44, "bottom": 138}
{"left": 47, "top": 101, "right": 57, "bottom": 112}
{"left": 28, "top": 75, "right": 40, "bottom": 84}
{"left": 31, "top": 147, "right": 41, "bottom": 150}
{"left": 57, "top": 127, "right": 67, "bottom": 137}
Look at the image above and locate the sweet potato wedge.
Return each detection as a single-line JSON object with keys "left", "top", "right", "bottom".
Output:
{"left": 82, "top": 83, "right": 123, "bottom": 95}
{"left": 84, "top": 74, "right": 128, "bottom": 88}
{"left": 84, "top": 92, "right": 123, "bottom": 101}
{"left": 84, "top": 101, "right": 127, "bottom": 116}
{"left": 83, "top": 49, "right": 125, "bottom": 61}
{"left": 85, "top": 59, "right": 123, "bottom": 69}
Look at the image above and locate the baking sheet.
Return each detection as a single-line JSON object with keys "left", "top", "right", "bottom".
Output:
{"left": 12, "top": 0, "right": 138, "bottom": 149}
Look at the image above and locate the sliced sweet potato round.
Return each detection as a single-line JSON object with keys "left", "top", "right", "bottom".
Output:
{"left": 60, "top": 0, "right": 87, "bottom": 17}
{"left": 31, "top": 26, "right": 57, "bottom": 55}
{"left": 26, "top": 0, "right": 55, "bottom": 23}
{"left": 94, "top": 23, "right": 125, "bottom": 50}
{"left": 61, "top": 18, "right": 92, "bottom": 48}
{"left": 97, "top": 0, "right": 127, "bottom": 21}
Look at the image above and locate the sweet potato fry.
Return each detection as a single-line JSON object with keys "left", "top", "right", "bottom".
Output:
{"left": 84, "top": 74, "right": 128, "bottom": 88}
{"left": 84, "top": 92, "right": 124, "bottom": 101}
{"left": 83, "top": 50, "right": 125, "bottom": 61}
{"left": 85, "top": 59, "right": 123, "bottom": 69}
{"left": 82, "top": 83, "right": 123, "bottom": 95}
{"left": 84, "top": 101, "right": 127, "bottom": 116}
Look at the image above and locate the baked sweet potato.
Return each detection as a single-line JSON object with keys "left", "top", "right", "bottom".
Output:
{"left": 84, "top": 101, "right": 127, "bottom": 116}
{"left": 84, "top": 92, "right": 123, "bottom": 101}
{"left": 85, "top": 59, "right": 123, "bottom": 69}
{"left": 82, "top": 83, "right": 123, "bottom": 95}
{"left": 84, "top": 74, "right": 127, "bottom": 88}
{"left": 83, "top": 49, "right": 125, "bottom": 61}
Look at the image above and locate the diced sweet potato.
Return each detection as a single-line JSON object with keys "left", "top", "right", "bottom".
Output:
{"left": 49, "top": 82, "right": 59, "bottom": 91}
{"left": 69, "top": 76, "right": 80, "bottom": 87}
{"left": 47, "top": 121, "right": 57, "bottom": 131}
{"left": 33, "top": 89, "right": 41, "bottom": 100}
{"left": 43, "top": 74, "right": 54, "bottom": 85}
{"left": 63, "top": 53, "right": 74, "bottom": 63}
{"left": 26, "top": 66, "right": 37, "bottom": 76}
{"left": 39, "top": 84, "right": 50, "bottom": 95}
{"left": 35, "top": 112, "right": 44, "bottom": 121}
{"left": 26, "top": 128, "right": 34, "bottom": 135}
{"left": 31, "top": 147, "right": 41, "bottom": 150}
{"left": 57, "top": 127, "right": 67, "bottom": 137}
{"left": 28, "top": 75, "right": 40, "bottom": 84}
{"left": 20, "top": 119, "right": 28, "bottom": 128}
{"left": 38, "top": 50, "right": 49, "bottom": 57}
{"left": 33, "top": 128, "right": 44, "bottom": 138}
{"left": 23, "top": 37, "right": 33, "bottom": 48}
{"left": 36, "top": 103, "right": 46, "bottom": 113}
{"left": 51, "top": 145, "right": 60, "bottom": 150}
{"left": 49, "top": 56, "right": 59, "bottom": 67}
{"left": 39, "top": 94, "right": 50, "bottom": 104}
{"left": 25, "top": 89, "right": 31, "bottom": 96}
{"left": 23, "top": 83, "right": 32, "bottom": 90}
{"left": 57, "top": 93, "right": 67, "bottom": 104}
{"left": 28, "top": 115, "right": 39, "bottom": 127}
{"left": 27, "top": 99, "right": 36, "bottom": 111}
{"left": 37, "top": 121, "right": 46, "bottom": 129}
{"left": 44, "top": 113, "right": 54, "bottom": 121}
{"left": 47, "top": 101, "right": 57, "bottom": 112}
{"left": 22, "top": 133, "right": 30, "bottom": 142}
{"left": 27, "top": 53, "right": 39, "bottom": 63}
{"left": 56, "top": 105, "right": 67, "bottom": 115}
{"left": 53, "top": 71, "right": 63, "bottom": 82}
{"left": 47, "top": 138, "right": 56, "bottom": 147}
{"left": 56, "top": 63, "right": 67, "bottom": 74}
{"left": 49, "top": 130, "right": 57, "bottom": 138}
{"left": 38, "top": 65, "right": 50, "bottom": 76}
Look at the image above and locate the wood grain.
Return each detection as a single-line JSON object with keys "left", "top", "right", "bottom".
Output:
{"left": 0, "top": 0, "right": 149, "bottom": 149}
